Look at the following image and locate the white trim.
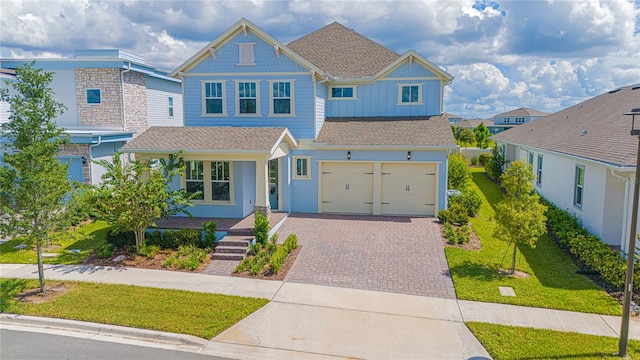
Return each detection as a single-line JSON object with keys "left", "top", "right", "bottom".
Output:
{"left": 536, "top": 154, "right": 543, "bottom": 187}
{"left": 268, "top": 80, "right": 296, "bottom": 117}
{"left": 380, "top": 77, "right": 441, "bottom": 81}
{"left": 292, "top": 156, "right": 312, "bottom": 180}
{"left": 168, "top": 96, "right": 174, "bottom": 118}
{"left": 573, "top": 164, "right": 585, "bottom": 209}
{"left": 184, "top": 72, "right": 312, "bottom": 77}
{"left": 397, "top": 83, "right": 423, "bottom": 105}
{"left": 234, "top": 80, "right": 261, "bottom": 116}
{"left": 201, "top": 80, "right": 227, "bottom": 116}
{"left": 328, "top": 86, "right": 357, "bottom": 100}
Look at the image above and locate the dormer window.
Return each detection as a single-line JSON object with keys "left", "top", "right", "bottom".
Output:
{"left": 397, "top": 84, "right": 423, "bottom": 105}
{"left": 237, "top": 43, "right": 256, "bottom": 66}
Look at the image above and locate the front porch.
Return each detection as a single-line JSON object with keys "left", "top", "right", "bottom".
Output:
{"left": 153, "top": 212, "right": 288, "bottom": 236}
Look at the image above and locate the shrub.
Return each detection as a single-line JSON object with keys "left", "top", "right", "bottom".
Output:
{"left": 449, "top": 188, "right": 483, "bottom": 217}
{"left": 269, "top": 247, "right": 287, "bottom": 274}
{"left": 106, "top": 229, "right": 135, "bottom": 248}
{"left": 145, "top": 230, "right": 163, "bottom": 247}
{"left": 283, "top": 234, "right": 298, "bottom": 253}
{"left": 164, "top": 245, "right": 208, "bottom": 271}
{"left": 248, "top": 243, "right": 263, "bottom": 256}
{"left": 485, "top": 146, "right": 505, "bottom": 181}
{"left": 202, "top": 221, "right": 217, "bottom": 249}
{"left": 97, "top": 243, "right": 115, "bottom": 259}
{"left": 253, "top": 213, "right": 270, "bottom": 245}
{"left": 235, "top": 232, "right": 299, "bottom": 276}
{"left": 448, "top": 154, "right": 471, "bottom": 190}
{"left": 443, "top": 223, "right": 469, "bottom": 245}
{"left": 478, "top": 153, "right": 491, "bottom": 166}
{"left": 139, "top": 244, "right": 160, "bottom": 259}
{"left": 152, "top": 229, "right": 201, "bottom": 249}
{"left": 470, "top": 156, "right": 478, "bottom": 166}
{"left": 439, "top": 202, "right": 468, "bottom": 225}
{"left": 444, "top": 223, "right": 456, "bottom": 245}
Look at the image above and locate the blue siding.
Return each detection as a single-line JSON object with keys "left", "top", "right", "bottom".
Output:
{"left": 385, "top": 62, "right": 438, "bottom": 78}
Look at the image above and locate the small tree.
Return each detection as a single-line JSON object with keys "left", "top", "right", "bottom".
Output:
{"left": 0, "top": 62, "right": 69, "bottom": 294}
{"left": 485, "top": 146, "right": 505, "bottom": 181}
{"left": 451, "top": 126, "right": 461, "bottom": 141}
{"left": 93, "top": 152, "right": 196, "bottom": 253}
{"left": 448, "top": 153, "right": 471, "bottom": 190}
{"left": 473, "top": 123, "right": 491, "bottom": 149}
{"left": 494, "top": 160, "right": 547, "bottom": 274}
{"left": 458, "top": 128, "right": 476, "bottom": 147}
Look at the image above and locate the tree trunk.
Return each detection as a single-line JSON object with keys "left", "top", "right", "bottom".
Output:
{"left": 510, "top": 242, "right": 517, "bottom": 275}
{"left": 36, "top": 241, "right": 46, "bottom": 295}
{"left": 135, "top": 228, "right": 145, "bottom": 254}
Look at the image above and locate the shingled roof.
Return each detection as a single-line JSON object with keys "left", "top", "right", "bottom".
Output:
{"left": 495, "top": 107, "right": 548, "bottom": 118}
{"left": 316, "top": 116, "right": 455, "bottom": 147}
{"left": 492, "top": 84, "right": 640, "bottom": 167}
{"left": 287, "top": 22, "right": 400, "bottom": 79}
{"left": 120, "top": 126, "right": 296, "bottom": 153}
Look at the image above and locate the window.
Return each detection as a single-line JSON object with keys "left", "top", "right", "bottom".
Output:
{"left": 397, "top": 84, "right": 422, "bottom": 105}
{"left": 203, "top": 82, "right": 225, "bottom": 115}
{"left": 528, "top": 152, "right": 534, "bottom": 166}
{"left": 536, "top": 154, "right": 543, "bottom": 186}
{"left": 330, "top": 87, "right": 355, "bottom": 99}
{"left": 211, "top": 161, "right": 230, "bottom": 201}
{"left": 186, "top": 161, "right": 204, "bottom": 200}
{"left": 270, "top": 81, "right": 293, "bottom": 115}
{"left": 168, "top": 97, "right": 174, "bottom": 117}
{"left": 236, "top": 81, "right": 259, "bottom": 115}
{"left": 86, "top": 89, "right": 101, "bottom": 104}
{"left": 293, "top": 157, "right": 311, "bottom": 179}
{"left": 237, "top": 42, "right": 256, "bottom": 66}
{"left": 574, "top": 165, "right": 584, "bottom": 208}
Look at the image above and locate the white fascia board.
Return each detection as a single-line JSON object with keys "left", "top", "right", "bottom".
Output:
{"left": 374, "top": 50, "right": 454, "bottom": 85}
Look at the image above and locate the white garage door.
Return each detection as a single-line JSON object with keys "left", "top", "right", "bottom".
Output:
{"left": 381, "top": 163, "right": 436, "bottom": 216}
{"left": 321, "top": 162, "right": 374, "bottom": 214}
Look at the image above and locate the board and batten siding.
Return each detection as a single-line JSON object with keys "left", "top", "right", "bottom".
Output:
{"left": 50, "top": 70, "right": 79, "bottom": 126}
{"left": 146, "top": 76, "right": 183, "bottom": 127}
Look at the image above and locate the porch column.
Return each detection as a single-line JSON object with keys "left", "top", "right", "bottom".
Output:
{"left": 255, "top": 158, "right": 271, "bottom": 221}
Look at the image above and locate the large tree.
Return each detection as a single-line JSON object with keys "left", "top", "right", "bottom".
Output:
{"left": 93, "top": 152, "right": 196, "bottom": 253}
{"left": 473, "top": 123, "right": 491, "bottom": 149}
{"left": 458, "top": 128, "right": 476, "bottom": 147}
{"left": 0, "top": 62, "right": 69, "bottom": 294}
{"left": 493, "top": 160, "right": 547, "bottom": 274}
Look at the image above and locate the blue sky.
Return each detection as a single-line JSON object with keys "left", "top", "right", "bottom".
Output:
{"left": 1, "top": 0, "right": 639, "bottom": 119}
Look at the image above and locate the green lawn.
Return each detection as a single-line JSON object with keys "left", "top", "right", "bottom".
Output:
{"left": 0, "top": 221, "right": 111, "bottom": 264}
{"left": 467, "top": 322, "right": 640, "bottom": 359}
{"left": 445, "top": 168, "right": 621, "bottom": 315}
{"left": 0, "top": 278, "right": 268, "bottom": 339}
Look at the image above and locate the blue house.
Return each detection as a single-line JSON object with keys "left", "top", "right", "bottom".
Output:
{"left": 1, "top": 50, "right": 183, "bottom": 184}
{"left": 492, "top": 107, "right": 548, "bottom": 133}
{"left": 122, "top": 18, "right": 455, "bottom": 219}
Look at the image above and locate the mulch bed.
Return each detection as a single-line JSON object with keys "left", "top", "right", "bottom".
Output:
{"left": 231, "top": 246, "right": 302, "bottom": 281}
{"left": 439, "top": 222, "right": 482, "bottom": 251}
{"left": 83, "top": 248, "right": 213, "bottom": 273}
{"left": 17, "top": 282, "right": 74, "bottom": 304}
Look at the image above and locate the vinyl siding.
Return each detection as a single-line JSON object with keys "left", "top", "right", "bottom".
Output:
{"left": 146, "top": 76, "right": 183, "bottom": 127}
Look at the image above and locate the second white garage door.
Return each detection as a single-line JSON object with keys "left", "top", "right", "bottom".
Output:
{"left": 381, "top": 163, "right": 436, "bottom": 216}
{"left": 321, "top": 162, "right": 374, "bottom": 214}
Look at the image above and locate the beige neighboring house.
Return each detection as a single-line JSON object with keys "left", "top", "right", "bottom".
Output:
{"left": 492, "top": 84, "right": 640, "bottom": 252}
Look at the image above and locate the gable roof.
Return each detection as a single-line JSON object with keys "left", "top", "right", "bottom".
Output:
{"left": 316, "top": 116, "right": 455, "bottom": 147}
{"left": 453, "top": 119, "right": 494, "bottom": 128}
{"left": 120, "top": 126, "right": 297, "bottom": 154}
{"left": 495, "top": 107, "right": 548, "bottom": 118}
{"left": 492, "top": 84, "right": 640, "bottom": 167}
{"left": 287, "top": 22, "right": 400, "bottom": 79}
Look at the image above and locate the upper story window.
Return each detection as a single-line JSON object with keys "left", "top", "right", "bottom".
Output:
{"left": 236, "top": 81, "right": 260, "bottom": 115}
{"left": 186, "top": 160, "right": 204, "bottom": 200}
{"left": 330, "top": 86, "right": 356, "bottom": 100}
{"left": 237, "top": 42, "right": 256, "bottom": 66}
{"left": 536, "top": 154, "right": 543, "bottom": 187}
{"left": 504, "top": 117, "right": 510, "bottom": 123}
{"left": 397, "top": 84, "right": 422, "bottom": 105}
{"left": 574, "top": 165, "right": 584, "bottom": 208}
{"left": 203, "top": 81, "right": 226, "bottom": 115}
{"left": 292, "top": 157, "right": 311, "bottom": 180}
{"left": 270, "top": 81, "right": 294, "bottom": 116}
{"left": 168, "top": 97, "right": 174, "bottom": 117}
{"left": 86, "top": 89, "right": 101, "bottom": 104}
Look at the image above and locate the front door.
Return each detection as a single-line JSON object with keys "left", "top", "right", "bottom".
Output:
{"left": 269, "top": 159, "right": 279, "bottom": 210}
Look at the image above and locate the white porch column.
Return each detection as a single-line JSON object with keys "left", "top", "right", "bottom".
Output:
{"left": 255, "top": 158, "right": 271, "bottom": 220}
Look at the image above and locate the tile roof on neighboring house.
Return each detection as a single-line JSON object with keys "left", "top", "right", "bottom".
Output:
{"left": 492, "top": 84, "right": 640, "bottom": 167}
{"left": 495, "top": 107, "right": 548, "bottom": 117}
{"left": 287, "top": 22, "right": 400, "bottom": 79}
{"left": 316, "top": 116, "right": 455, "bottom": 147}
{"left": 120, "top": 126, "right": 296, "bottom": 153}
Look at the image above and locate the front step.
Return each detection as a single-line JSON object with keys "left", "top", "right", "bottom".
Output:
{"left": 215, "top": 245, "right": 247, "bottom": 254}
{"left": 212, "top": 253, "right": 246, "bottom": 261}
{"left": 212, "top": 235, "right": 253, "bottom": 261}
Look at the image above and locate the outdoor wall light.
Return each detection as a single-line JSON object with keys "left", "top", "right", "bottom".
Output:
{"left": 347, "top": 151, "right": 351, "bottom": 160}
{"left": 407, "top": 151, "right": 411, "bottom": 160}
{"left": 81, "top": 156, "right": 87, "bottom": 165}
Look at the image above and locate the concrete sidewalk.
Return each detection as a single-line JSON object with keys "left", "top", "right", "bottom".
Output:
{"left": 3, "top": 264, "right": 640, "bottom": 359}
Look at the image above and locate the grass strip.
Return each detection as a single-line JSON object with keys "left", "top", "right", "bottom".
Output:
{"left": 1, "top": 278, "right": 268, "bottom": 339}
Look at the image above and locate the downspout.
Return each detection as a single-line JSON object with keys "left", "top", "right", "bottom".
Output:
{"left": 88, "top": 136, "right": 102, "bottom": 185}
{"left": 611, "top": 169, "right": 632, "bottom": 252}
{"left": 120, "top": 62, "right": 132, "bottom": 131}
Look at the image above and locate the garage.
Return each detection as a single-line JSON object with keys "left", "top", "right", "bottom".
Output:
{"left": 320, "top": 161, "right": 437, "bottom": 216}
{"left": 381, "top": 163, "right": 436, "bottom": 216}
{"left": 321, "top": 162, "right": 373, "bottom": 214}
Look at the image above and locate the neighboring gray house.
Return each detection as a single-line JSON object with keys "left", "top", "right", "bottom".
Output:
{"left": 452, "top": 118, "right": 499, "bottom": 134}
{"left": 1, "top": 50, "right": 183, "bottom": 184}
{"left": 492, "top": 84, "right": 640, "bottom": 252}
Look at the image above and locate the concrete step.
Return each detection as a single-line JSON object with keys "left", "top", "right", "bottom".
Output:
{"left": 227, "top": 228, "right": 254, "bottom": 236}
{"left": 217, "top": 237, "right": 252, "bottom": 247}
{"left": 212, "top": 252, "right": 246, "bottom": 261}
{"left": 215, "top": 245, "right": 248, "bottom": 254}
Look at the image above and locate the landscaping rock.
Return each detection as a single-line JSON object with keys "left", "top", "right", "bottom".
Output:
{"left": 112, "top": 255, "right": 126, "bottom": 263}
{"left": 41, "top": 253, "right": 58, "bottom": 258}
{"left": 14, "top": 244, "right": 28, "bottom": 249}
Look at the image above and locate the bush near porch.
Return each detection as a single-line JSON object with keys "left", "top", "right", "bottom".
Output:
{"left": 445, "top": 168, "right": 621, "bottom": 315}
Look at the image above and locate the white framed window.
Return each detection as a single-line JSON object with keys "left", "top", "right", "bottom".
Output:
{"left": 292, "top": 157, "right": 311, "bottom": 180}
{"left": 184, "top": 160, "right": 233, "bottom": 203}
{"left": 235, "top": 81, "right": 260, "bottom": 116}
{"left": 269, "top": 80, "right": 294, "bottom": 116}
{"left": 329, "top": 86, "right": 356, "bottom": 100}
{"left": 536, "top": 154, "right": 543, "bottom": 186}
{"left": 574, "top": 165, "right": 584, "bottom": 208}
{"left": 202, "top": 81, "right": 226, "bottom": 116}
{"left": 397, "top": 84, "right": 423, "bottom": 105}
{"left": 237, "top": 42, "right": 256, "bottom": 66}
{"left": 168, "top": 97, "right": 174, "bottom": 117}
{"left": 528, "top": 152, "right": 534, "bottom": 166}
{"left": 86, "top": 89, "right": 101, "bottom": 104}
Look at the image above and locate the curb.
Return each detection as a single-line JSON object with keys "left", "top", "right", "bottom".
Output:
{"left": 0, "top": 313, "right": 209, "bottom": 348}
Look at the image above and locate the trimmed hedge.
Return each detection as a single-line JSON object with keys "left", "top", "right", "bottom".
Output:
{"left": 543, "top": 198, "right": 639, "bottom": 291}
{"left": 106, "top": 228, "right": 205, "bottom": 250}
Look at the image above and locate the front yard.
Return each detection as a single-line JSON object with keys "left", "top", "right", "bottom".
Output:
{"left": 445, "top": 168, "right": 621, "bottom": 315}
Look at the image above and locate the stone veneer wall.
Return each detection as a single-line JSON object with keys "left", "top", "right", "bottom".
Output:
{"left": 58, "top": 144, "right": 91, "bottom": 183}
{"left": 123, "top": 71, "right": 148, "bottom": 136}
{"left": 76, "top": 68, "right": 123, "bottom": 128}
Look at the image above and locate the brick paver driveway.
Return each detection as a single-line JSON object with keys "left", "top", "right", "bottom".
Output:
{"left": 276, "top": 214, "right": 456, "bottom": 299}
